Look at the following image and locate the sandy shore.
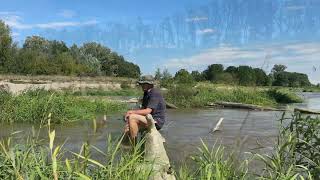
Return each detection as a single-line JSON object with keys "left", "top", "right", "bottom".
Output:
{"left": 0, "top": 75, "right": 136, "bottom": 94}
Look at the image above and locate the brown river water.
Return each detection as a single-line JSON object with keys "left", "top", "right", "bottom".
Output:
{"left": 1, "top": 93, "right": 320, "bottom": 167}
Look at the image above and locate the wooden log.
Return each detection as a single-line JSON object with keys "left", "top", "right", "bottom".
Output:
{"left": 165, "top": 101, "right": 178, "bottom": 109}
{"left": 210, "top": 101, "right": 278, "bottom": 111}
{"left": 126, "top": 98, "right": 139, "bottom": 103}
{"left": 294, "top": 108, "right": 320, "bottom": 115}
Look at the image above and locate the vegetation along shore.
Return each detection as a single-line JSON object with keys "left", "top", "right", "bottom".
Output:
{"left": 0, "top": 114, "right": 318, "bottom": 179}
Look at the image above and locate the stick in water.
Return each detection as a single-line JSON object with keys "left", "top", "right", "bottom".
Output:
{"left": 212, "top": 118, "right": 224, "bottom": 132}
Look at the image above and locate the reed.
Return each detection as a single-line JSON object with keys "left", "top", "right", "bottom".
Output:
{"left": 164, "top": 83, "right": 303, "bottom": 108}
{"left": 0, "top": 88, "right": 127, "bottom": 124}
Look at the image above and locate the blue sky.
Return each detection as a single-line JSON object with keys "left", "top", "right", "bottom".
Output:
{"left": 1, "top": 0, "right": 320, "bottom": 83}
{"left": 1, "top": 0, "right": 207, "bottom": 24}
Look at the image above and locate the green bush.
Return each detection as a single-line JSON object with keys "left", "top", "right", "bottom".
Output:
{"left": 165, "top": 84, "right": 198, "bottom": 108}
{"left": 174, "top": 69, "right": 196, "bottom": 86}
{"left": 120, "top": 81, "right": 131, "bottom": 89}
{"left": 160, "top": 78, "right": 175, "bottom": 88}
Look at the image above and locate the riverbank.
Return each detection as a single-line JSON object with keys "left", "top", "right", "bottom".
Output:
{"left": 0, "top": 75, "right": 307, "bottom": 113}
{"left": 0, "top": 75, "right": 137, "bottom": 94}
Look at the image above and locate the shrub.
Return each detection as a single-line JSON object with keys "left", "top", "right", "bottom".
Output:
{"left": 267, "top": 88, "right": 303, "bottom": 103}
{"left": 120, "top": 81, "right": 131, "bottom": 89}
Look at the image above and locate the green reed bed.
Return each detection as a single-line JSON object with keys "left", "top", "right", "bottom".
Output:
{"left": 0, "top": 89, "right": 127, "bottom": 124}
{"left": 164, "top": 84, "right": 302, "bottom": 108}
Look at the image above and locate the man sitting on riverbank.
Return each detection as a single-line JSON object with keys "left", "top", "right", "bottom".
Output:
{"left": 124, "top": 75, "right": 166, "bottom": 144}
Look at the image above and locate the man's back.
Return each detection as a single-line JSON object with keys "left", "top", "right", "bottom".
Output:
{"left": 142, "top": 88, "right": 166, "bottom": 129}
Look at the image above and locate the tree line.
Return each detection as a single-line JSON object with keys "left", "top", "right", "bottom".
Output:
{"left": 0, "top": 20, "right": 313, "bottom": 86}
{"left": 156, "top": 64, "right": 312, "bottom": 87}
{"left": 0, "top": 20, "right": 140, "bottom": 77}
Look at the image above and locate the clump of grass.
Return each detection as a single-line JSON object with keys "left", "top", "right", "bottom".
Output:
{"left": 267, "top": 88, "right": 303, "bottom": 104}
{"left": 288, "top": 114, "right": 320, "bottom": 176}
{"left": 253, "top": 113, "right": 317, "bottom": 179}
{"left": 0, "top": 88, "right": 127, "bottom": 124}
{"left": 255, "top": 130, "right": 312, "bottom": 179}
{"left": 176, "top": 140, "right": 249, "bottom": 179}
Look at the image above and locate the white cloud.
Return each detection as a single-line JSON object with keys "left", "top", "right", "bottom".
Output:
{"left": 0, "top": 14, "right": 31, "bottom": 29}
{"left": 0, "top": 12, "right": 11, "bottom": 15}
{"left": 82, "top": 20, "right": 99, "bottom": 25}
{"left": 164, "top": 42, "right": 320, "bottom": 83}
{"left": 186, "top": 16, "right": 208, "bottom": 22}
{"left": 0, "top": 12, "right": 98, "bottom": 29}
{"left": 196, "top": 28, "right": 215, "bottom": 35}
{"left": 286, "top": 5, "right": 305, "bottom": 11}
{"left": 35, "top": 20, "right": 98, "bottom": 29}
{"left": 58, "top": 10, "right": 76, "bottom": 18}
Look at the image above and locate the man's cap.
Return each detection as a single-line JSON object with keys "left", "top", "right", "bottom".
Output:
{"left": 137, "top": 75, "right": 155, "bottom": 85}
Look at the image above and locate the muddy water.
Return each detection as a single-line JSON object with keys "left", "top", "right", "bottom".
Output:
{"left": 1, "top": 93, "right": 319, "bottom": 166}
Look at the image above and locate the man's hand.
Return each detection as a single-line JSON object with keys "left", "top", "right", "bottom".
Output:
{"left": 125, "top": 110, "right": 135, "bottom": 120}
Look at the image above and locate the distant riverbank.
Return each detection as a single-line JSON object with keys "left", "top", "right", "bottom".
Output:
{"left": 163, "top": 83, "right": 304, "bottom": 109}
{"left": 0, "top": 75, "right": 310, "bottom": 114}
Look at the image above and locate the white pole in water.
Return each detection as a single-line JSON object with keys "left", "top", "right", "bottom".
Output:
{"left": 213, "top": 118, "right": 224, "bottom": 132}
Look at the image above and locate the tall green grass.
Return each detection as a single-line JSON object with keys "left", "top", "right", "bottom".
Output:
{"left": 176, "top": 140, "right": 249, "bottom": 180}
{"left": 0, "top": 133, "right": 152, "bottom": 179}
{"left": 253, "top": 113, "right": 318, "bottom": 179}
{"left": 164, "top": 84, "right": 302, "bottom": 108}
{"left": 288, "top": 114, "right": 320, "bottom": 177}
{"left": 0, "top": 88, "right": 127, "bottom": 124}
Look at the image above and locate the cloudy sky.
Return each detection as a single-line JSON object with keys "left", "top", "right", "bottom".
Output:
{"left": 1, "top": 0, "right": 320, "bottom": 83}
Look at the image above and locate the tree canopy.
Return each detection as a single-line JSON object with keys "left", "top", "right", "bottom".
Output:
{"left": 161, "top": 64, "right": 311, "bottom": 87}
{"left": 174, "top": 69, "right": 195, "bottom": 84}
{"left": 0, "top": 20, "right": 14, "bottom": 72}
{"left": 0, "top": 20, "right": 140, "bottom": 78}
